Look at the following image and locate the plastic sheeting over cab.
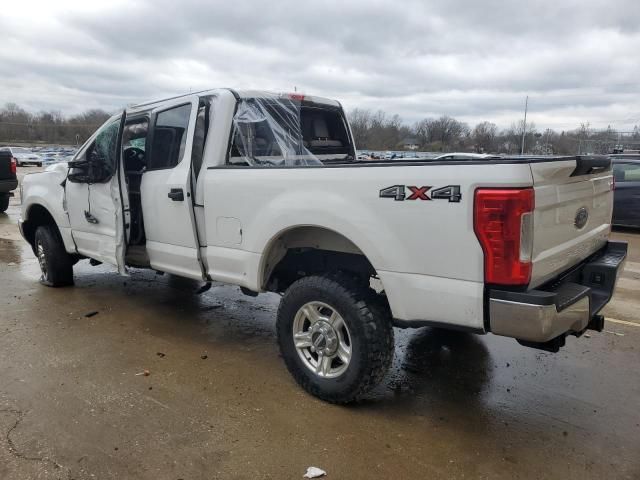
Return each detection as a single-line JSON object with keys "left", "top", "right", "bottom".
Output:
{"left": 229, "top": 92, "right": 355, "bottom": 167}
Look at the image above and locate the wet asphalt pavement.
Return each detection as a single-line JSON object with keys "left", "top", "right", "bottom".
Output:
{"left": 1, "top": 167, "right": 639, "bottom": 479}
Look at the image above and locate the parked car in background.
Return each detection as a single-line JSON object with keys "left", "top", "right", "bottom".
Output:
{"left": 0, "top": 150, "right": 18, "bottom": 212}
{"left": 0, "top": 147, "right": 42, "bottom": 167}
{"left": 611, "top": 154, "right": 640, "bottom": 228}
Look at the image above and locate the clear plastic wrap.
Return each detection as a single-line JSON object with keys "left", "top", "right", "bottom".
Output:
{"left": 230, "top": 94, "right": 322, "bottom": 167}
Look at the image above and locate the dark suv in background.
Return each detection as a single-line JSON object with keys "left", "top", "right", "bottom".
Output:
{"left": 0, "top": 150, "right": 18, "bottom": 212}
{"left": 611, "top": 154, "right": 640, "bottom": 228}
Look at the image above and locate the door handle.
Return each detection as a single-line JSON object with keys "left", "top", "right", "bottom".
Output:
{"left": 168, "top": 188, "right": 184, "bottom": 201}
{"left": 84, "top": 211, "right": 99, "bottom": 224}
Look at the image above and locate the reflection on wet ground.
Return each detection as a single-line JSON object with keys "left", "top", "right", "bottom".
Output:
{"left": 0, "top": 237, "right": 22, "bottom": 264}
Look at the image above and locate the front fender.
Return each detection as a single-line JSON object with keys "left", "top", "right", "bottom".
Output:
{"left": 22, "top": 180, "right": 69, "bottom": 229}
{"left": 21, "top": 170, "right": 75, "bottom": 253}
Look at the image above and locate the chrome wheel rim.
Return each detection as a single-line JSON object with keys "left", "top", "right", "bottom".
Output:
{"left": 36, "top": 240, "right": 48, "bottom": 280}
{"left": 292, "top": 301, "right": 352, "bottom": 379}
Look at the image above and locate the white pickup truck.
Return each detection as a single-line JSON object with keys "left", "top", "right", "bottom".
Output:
{"left": 19, "top": 89, "right": 627, "bottom": 403}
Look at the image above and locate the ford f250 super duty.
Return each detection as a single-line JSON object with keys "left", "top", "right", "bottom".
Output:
{"left": 19, "top": 89, "right": 627, "bottom": 403}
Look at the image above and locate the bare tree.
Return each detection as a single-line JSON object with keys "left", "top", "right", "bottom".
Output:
{"left": 472, "top": 121, "right": 498, "bottom": 153}
{"left": 347, "top": 108, "right": 407, "bottom": 150}
{"left": 0, "top": 103, "right": 111, "bottom": 144}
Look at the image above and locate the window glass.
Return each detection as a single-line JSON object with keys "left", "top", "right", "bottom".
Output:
{"left": 149, "top": 104, "right": 191, "bottom": 170}
{"left": 613, "top": 163, "right": 640, "bottom": 182}
{"left": 87, "top": 119, "right": 120, "bottom": 181}
{"left": 228, "top": 97, "right": 351, "bottom": 167}
{"left": 191, "top": 98, "right": 211, "bottom": 178}
{"left": 122, "top": 119, "right": 149, "bottom": 173}
{"left": 123, "top": 120, "right": 149, "bottom": 151}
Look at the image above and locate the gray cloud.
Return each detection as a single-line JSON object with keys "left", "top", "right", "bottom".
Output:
{"left": 1, "top": 0, "right": 639, "bottom": 130}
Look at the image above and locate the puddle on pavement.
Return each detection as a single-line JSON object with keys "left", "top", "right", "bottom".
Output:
{"left": 0, "top": 238, "right": 21, "bottom": 264}
{"left": 0, "top": 237, "right": 40, "bottom": 279}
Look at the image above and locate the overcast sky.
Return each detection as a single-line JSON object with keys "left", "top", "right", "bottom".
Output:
{"left": 1, "top": 0, "right": 639, "bottom": 130}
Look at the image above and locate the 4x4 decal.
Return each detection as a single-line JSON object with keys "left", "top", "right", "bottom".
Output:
{"left": 379, "top": 185, "right": 461, "bottom": 203}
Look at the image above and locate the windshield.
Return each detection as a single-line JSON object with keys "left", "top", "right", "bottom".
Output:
{"left": 229, "top": 95, "right": 353, "bottom": 166}
{"left": 13, "top": 147, "right": 31, "bottom": 154}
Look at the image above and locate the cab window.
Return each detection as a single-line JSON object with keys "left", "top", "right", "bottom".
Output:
{"left": 148, "top": 104, "right": 192, "bottom": 170}
{"left": 84, "top": 119, "right": 120, "bottom": 182}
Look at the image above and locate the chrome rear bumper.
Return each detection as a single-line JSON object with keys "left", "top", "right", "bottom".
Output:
{"left": 489, "top": 241, "right": 627, "bottom": 347}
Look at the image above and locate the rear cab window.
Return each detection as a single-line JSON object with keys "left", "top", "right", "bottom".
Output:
{"left": 228, "top": 94, "right": 354, "bottom": 167}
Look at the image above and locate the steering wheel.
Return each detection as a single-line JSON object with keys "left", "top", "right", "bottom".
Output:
{"left": 123, "top": 147, "right": 146, "bottom": 172}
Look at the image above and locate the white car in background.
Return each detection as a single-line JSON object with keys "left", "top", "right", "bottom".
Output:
{"left": 0, "top": 147, "right": 43, "bottom": 167}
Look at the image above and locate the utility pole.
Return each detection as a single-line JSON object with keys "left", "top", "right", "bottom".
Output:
{"left": 520, "top": 95, "right": 528, "bottom": 155}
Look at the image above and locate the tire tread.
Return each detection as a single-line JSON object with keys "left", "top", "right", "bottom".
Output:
{"left": 35, "top": 225, "right": 74, "bottom": 287}
{"left": 277, "top": 273, "right": 394, "bottom": 403}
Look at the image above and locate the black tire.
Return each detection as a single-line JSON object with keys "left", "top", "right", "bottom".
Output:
{"left": 0, "top": 194, "right": 9, "bottom": 213}
{"left": 34, "top": 225, "right": 74, "bottom": 287}
{"left": 36, "top": 162, "right": 43, "bottom": 167}
{"left": 277, "top": 274, "right": 394, "bottom": 403}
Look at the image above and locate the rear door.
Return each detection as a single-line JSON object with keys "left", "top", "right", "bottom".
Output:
{"left": 529, "top": 156, "right": 614, "bottom": 288}
{"left": 140, "top": 97, "right": 204, "bottom": 279}
{"left": 612, "top": 162, "right": 640, "bottom": 227}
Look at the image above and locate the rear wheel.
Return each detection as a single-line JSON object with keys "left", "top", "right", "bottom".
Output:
{"left": 277, "top": 274, "right": 394, "bottom": 403}
{"left": 34, "top": 225, "right": 74, "bottom": 286}
{"left": 0, "top": 194, "right": 9, "bottom": 213}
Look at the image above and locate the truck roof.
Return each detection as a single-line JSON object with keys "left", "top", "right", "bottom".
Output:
{"left": 128, "top": 89, "right": 340, "bottom": 114}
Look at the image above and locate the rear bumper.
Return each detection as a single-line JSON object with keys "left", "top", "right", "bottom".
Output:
{"left": 489, "top": 241, "right": 627, "bottom": 345}
{"left": 0, "top": 179, "right": 18, "bottom": 193}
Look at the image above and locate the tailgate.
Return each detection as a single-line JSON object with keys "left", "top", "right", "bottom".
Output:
{"left": 529, "top": 156, "right": 614, "bottom": 288}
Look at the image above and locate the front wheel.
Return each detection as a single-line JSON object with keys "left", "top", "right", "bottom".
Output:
{"left": 277, "top": 274, "right": 394, "bottom": 403}
{"left": 34, "top": 225, "right": 74, "bottom": 286}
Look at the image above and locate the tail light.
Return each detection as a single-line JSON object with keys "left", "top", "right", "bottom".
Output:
{"left": 10, "top": 157, "right": 17, "bottom": 175}
{"left": 474, "top": 188, "right": 534, "bottom": 285}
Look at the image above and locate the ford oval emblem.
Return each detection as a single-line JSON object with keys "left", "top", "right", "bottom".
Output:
{"left": 575, "top": 207, "right": 589, "bottom": 229}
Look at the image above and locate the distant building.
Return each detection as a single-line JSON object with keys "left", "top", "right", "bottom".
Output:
{"left": 402, "top": 137, "right": 420, "bottom": 150}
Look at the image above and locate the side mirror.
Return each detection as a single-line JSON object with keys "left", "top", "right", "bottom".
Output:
{"left": 67, "top": 146, "right": 112, "bottom": 184}
{"left": 66, "top": 155, "right": 92, "bottom": 183}
{"left": 67, "top": 149, "right": 105, "bottom": 183}
{"left": 67, "top": 159, "right": 90, "bottom": 169}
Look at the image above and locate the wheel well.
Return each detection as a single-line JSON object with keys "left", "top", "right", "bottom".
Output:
{"left": 262, "top": 226, "right": 378, "bottom": 293}
{"left": 23, "top": 204, "right": 57, "bottom": 248}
